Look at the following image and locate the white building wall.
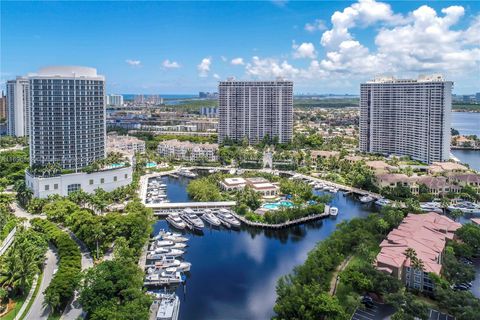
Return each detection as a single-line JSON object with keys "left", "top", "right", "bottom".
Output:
{"left": 26, "top": 166, "right": 133, "bottom": 198}
{"left": 6, "top": 77, "right": 30, "bottom": 137}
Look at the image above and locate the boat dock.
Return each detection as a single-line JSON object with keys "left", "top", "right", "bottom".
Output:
{"left": 148, "top": 201, "right": 237, "bottom": 215}
{"left": 230, "top": 210, "right": 331, "bottom": 229}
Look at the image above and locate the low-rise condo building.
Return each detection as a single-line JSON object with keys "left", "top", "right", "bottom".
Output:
{"left": 428, "top": 162, "right": 470, "bottom": 175}
{"left": 157, "top": 139, "right": 218, "bottom": 162}
{"left": 376, "top": 212, "right": 461, "bottom": 292}
{"left": 107, "top": 134, "right": 146, "bottom": 154}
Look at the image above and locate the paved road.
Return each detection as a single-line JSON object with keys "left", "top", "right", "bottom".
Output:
{"left": 25, "top": 245, "right": 59, "bottom": 320}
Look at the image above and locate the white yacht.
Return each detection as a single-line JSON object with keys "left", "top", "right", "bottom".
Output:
{"left": 146, "top": 260, "right": 191, "bottom": 273}
{"left": 149, "top": 247, "right": 184, "bottom": 257}
{"left": 329, "top": 207, "right": 339, "bottom": 217}
{"left": 375, "top": 198, "right": 391, "bottom": 207}
{"left": 201, "top": 210, "right": 222, "bottom": 227}
{"left": 177, "top": 168, "right": 197, "bottom": 178}
{"left": 181, "top": 211, "right": 204, "bottom": 231}
{"left": 448, "top": 201, "right": 480, "bottom": 214}
{"left": 166, "top": 215, "right": 187, "bottom": 230}
{"left": 359, "top": 195, "right": 375, "bottom": 203}
{"left": 155, "top": 294, "right": 180, "bottom": 320}
{"left": 217, "top": 209, "right": 241, "bottom": 228}
{"left": 151, "top": 240, "right": 187, "bottom": 249}
{"left": 420, "top": 202, "right": 443, "bottom": 213}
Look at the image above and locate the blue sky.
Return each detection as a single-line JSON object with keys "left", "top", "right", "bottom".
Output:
{"left": 1, "top": 1, "right": 479, "bottom": 94}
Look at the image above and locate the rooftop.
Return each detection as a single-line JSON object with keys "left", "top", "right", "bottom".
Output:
{"left": 376, "top": 212, "right": 461, "bottom": 275}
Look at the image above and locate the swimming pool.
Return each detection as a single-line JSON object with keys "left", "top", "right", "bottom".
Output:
{"left": 262, "top": 200, "right": 294, "bottom": 210}
{"left": 109, "top": 163, "right": 124, "bottom": 168}
{"left": 146, "top": 162, "right": 157, "bottom": 168}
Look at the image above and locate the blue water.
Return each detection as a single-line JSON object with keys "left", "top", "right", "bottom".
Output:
{"left": 122, "top": 94, "right": 198, "bottom": 101}
{"left": 152, "top": 177, "right": 378, "bottom": 320}
{"left": 451, "top": 112, "right": 480, "bottom": 171}
{"left": 452, "top": 112, "right": 480, "bottom": 137}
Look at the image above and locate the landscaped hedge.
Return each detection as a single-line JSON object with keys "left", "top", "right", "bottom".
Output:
{"left": 31, "top": 218, "right": 82, "bottom": 312}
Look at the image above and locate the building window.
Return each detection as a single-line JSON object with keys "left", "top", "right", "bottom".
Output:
{"left": 67, "top": 184, "right": 81, "bottom": 194}
{"left": 45, "top": 184, "right": 49, "bottom": 191}
{"left": 100, "top": 178, "right": 104, "bottom": 184}
{"left": 89, "top": 179, "right": 94, "bottom": 185}
{"left": 124, "top": 174, "right": 128, "bottom": 179}
{"left": 54, "top": 184, "right": 58, "bottom": 190}
{"left": 113, "top": 176, "right": 117, "bottom": 182}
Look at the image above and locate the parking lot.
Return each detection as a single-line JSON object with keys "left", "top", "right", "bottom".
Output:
{"left": 351, "top": 301, "right": 394, "bottom": 320}
{"left": 351, "top": 304, "right": 454, "bottom": 320}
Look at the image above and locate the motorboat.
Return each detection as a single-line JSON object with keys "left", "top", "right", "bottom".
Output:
{"left": 146, "top": 255, "right": 180, "bottom": 266}
{"left": 181, "top": 212, "right": 204, "bottom": 230}
{"left": 420, "top": 202, "right": 443, "bottom": 213}
{"left": 314, "top": 183, "right": 325, "bottom": 190}
{"left": 177, "top": 169, "right": 197, "bottom": 178}
{"left": 217, "top": 209, "right": 241, "bottom": 228}
{"left": 330, "top": 187, "right": 338, "bottom": 193}
{"left": 448, "top": 201, "right": 480, "bottom": 214}
{"left": 146, "top": 260, "right": 191, "bottom": 273}
{"left": 329, "top": 206, "right": 339, "bottom": 217}
{"left": 359, "top": 195, "right": 375, "bottom": 203}
{"left": 152, "top": 240, "right": 174, "bottom": 247}
{"left": 201, "top": 210, "right": 222, "bottom": 227}
{"left": 149, "top": 247, "right": 184, "bottom": 257}
{"left": 374, "top": 198, "right": 391, "bottom": 207}
{"left": 145, "top": 271, "right": 184, "bottom": 285}
{"left": 166, "top": 215, "right": 186, "bottom": 230}
{"left": 155, "top": 293, "right": 180, "bottom": 320}
{"left": 151, "top": 240, "right": 187, "bottom": 249}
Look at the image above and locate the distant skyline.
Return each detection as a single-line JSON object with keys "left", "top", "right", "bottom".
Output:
{"left": 1, "top": 1, "right": 479, "bottom": 94}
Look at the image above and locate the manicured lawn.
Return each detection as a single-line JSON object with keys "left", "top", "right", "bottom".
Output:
{"left": 2, "top": 295, "right": 27, "bottom": 320}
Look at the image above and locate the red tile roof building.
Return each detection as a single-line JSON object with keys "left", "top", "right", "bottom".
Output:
{"left": 376, "top": 212, "right": 461, "bottom": 292}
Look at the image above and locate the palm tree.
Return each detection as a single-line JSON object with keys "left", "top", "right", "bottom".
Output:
{"left": 14, "top": 180, "right": 32, "bottom": 208}
{"left": 440, "top": 197, "right": 451, "bottom": 215}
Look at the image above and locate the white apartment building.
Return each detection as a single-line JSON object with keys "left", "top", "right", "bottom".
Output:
{"left": 29, "top": 66, "right": 106, "bottom": 170}
{"left": 6, "top": 77, "right": 31, "bottom": 137}
{"left": 157, "top": 139, "right": 218, "bottom": 162}
{"left": 106, "top": 94, "right": 124, "bottom": 107}
{"left": 23, "top": 66, "right": 132, "bottom": 198}
{"left": 360, "top": 75, "right": 452, "bottom": 164}
{"left": 107, "top": 134, "right": 146, "bottom": 154}
{"left": 218, "top": 79, "right": 293, "bottom": 144}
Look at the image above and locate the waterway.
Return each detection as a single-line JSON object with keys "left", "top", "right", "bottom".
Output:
{"left": 451, "top": 111, "right": 480, "bottom": 171}
{"left": 152, "top": 176, "right": 379, "bottom": 320}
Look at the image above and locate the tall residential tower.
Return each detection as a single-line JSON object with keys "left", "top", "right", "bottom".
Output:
{"left": 218, "top": 79, "right": 293, "bottom": 144}
{"left": 6, "top": 77, "right": 31, "bottom": 137}
{"left": 29, "top": 66, "right": 106, "bottom": 170}
{"left": 359, "top": 75, "right": 452, "bottom": 164}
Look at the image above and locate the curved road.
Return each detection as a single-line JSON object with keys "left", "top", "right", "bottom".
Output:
{"left": 24, "top": 244, "right": 58, "bottom": 320}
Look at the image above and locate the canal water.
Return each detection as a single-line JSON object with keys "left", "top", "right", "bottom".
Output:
{"left": 451, "top": 112, "right": 480, "bottom": 171}
{"left": 152, "top": 176, "right": 379, "bottom": 320}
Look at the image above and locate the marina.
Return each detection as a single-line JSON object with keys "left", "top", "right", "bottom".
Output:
{"left": 146, "top": 175, "right": 381, "bottom": 320}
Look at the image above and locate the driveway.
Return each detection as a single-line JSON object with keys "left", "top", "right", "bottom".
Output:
{"left": 25, "top": 245, "right": 59, "bottom": 320}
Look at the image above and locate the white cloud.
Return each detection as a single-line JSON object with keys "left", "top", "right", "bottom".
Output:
{"left": 292, "top": 42, "right": 317, "bottom": 59}
{"left": 231, "top": 57, "right": 245, "bottom": 65}
{"left": 304, "top": 19, "right": 327, "bottom": 32}
{"left": 197, "top": 57, "right": 211, "bottom": 77}
{"left": 246, "top": 56, "right": 300, "bottom": 79}
{"left": 161, "top": 59, "right": 180, "bottom": 69}
{"left": 125, "top": 59, "right": 141, "bottom": 66}
{"left": 213, "top": 73, "right": 221, "bottom": 80}
{"left": 317, "top": 1, "right": 480, "bottom": 79}
{"left": 241, "top": 0, "right": 479, "bottom": 92}
{"left": 321, "top": 0, "right": 403, "bottom": 49}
